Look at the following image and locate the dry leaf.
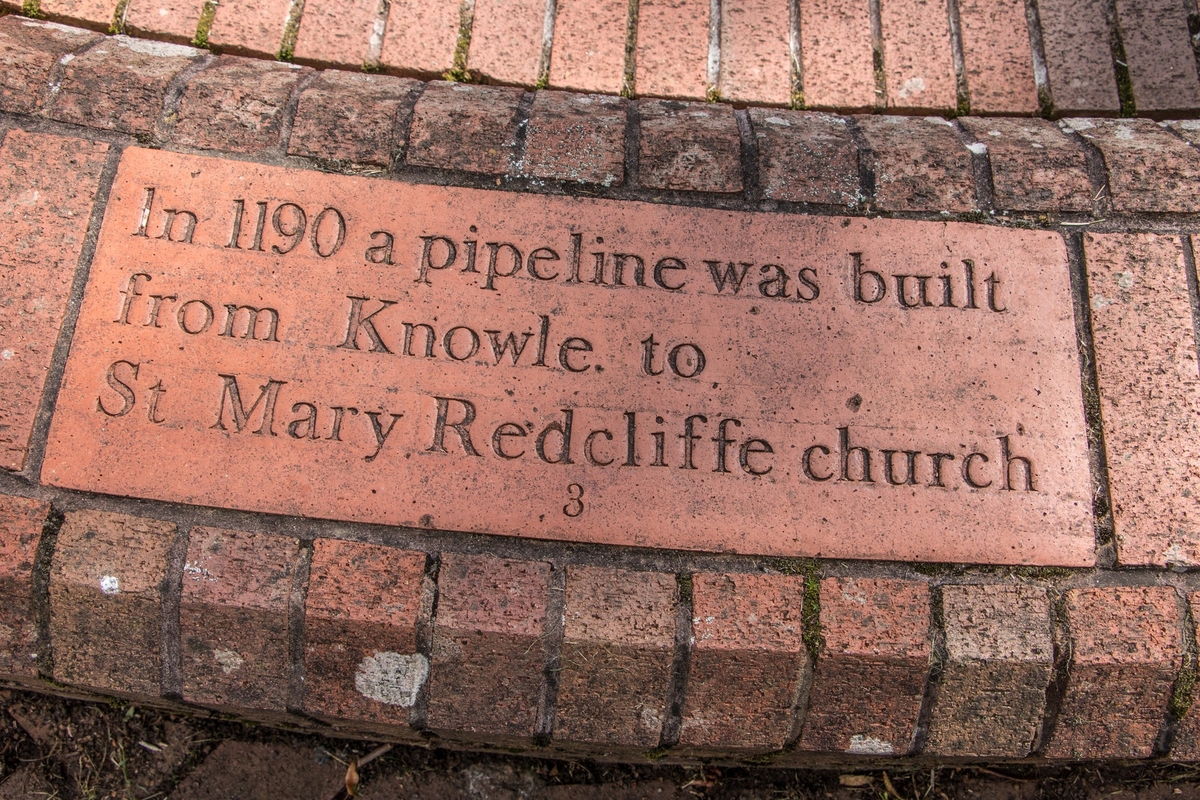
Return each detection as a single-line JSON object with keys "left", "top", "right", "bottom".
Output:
{"left": 839, "top": 774, "right": 873, "bottom": 787}
{"left": 345, "top": 758, "right": 360, "bottom": 797}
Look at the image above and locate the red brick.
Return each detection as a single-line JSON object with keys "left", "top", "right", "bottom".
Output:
{"left": 0, "top": 131, "right": 109, "bottom": 473}
{"left": 1085, "top": 234, "right": 1200, "bottom": 567}
{"left": 288, "top": 71, "right": 418, "bottom": 166}
{"left": 799, "top": 0, "right": 875, "bottom": 111}
{"left": 637, "top": 99, "right": 742, "bottom": 193}
{"left": 548, "top": 0, "right": 627, "bottom": 94}
{"left": 1065, "top": 118, "right": 1200, "bottom": 214}
{"left": 718, "top": 0, "right": 790, "bottom": 105}
{"left": 0, "top": 496, "right": 48, "bottom": 679}
{"left": 124, "top": 0, "right": 205, "bottom": 43}
{"left": 855, "top": 115, "right": 974, "bottom": 211}
{"left": 427, "top": 553, "right": 550, "bottom": 740}
{"left": 796, "top": 577, "right": 929, "bottom": 756}
{"left": 958, "top": 117, "right": 1091, "bottom": 212}
{"left": 179, "top": 527, "right": 300, "bottom": 713}
{"left": 956, "top": 0, "right": 1036, "bottom": 114}
{"left": 49, "top": 510, "right": 175, "bottom": 698}
{"left": 0, "top": 16, "right": 101, "bottom": 115}
{"left": 208, "top": 0, "right": 290, "bottom": 57}
{"left": 634, "top": 0, "right": 709, "bottom": 100}
{"left": 303, "top": 539, "right": 426, "bottom": 729}
{"left": 468, "top": 0, "right": 545, "bottom": 86}
{"left": 406, "top": 80, "right": 524, "bottom": 173}
{"left": 292, "top": 0, "right": 377, "bottom": 68}
{"left": 555, "top": 566, "right": 676, "bottom": 747}
{"left": 1036, "top": 0, "right": 1119, "bottom": 114}
{"left": 46, "top": 35, "right": 202, "bottom": 135}
{"left": 925, "top": 585, "right": 1053, "bottom": 757}
{"left": 879, "top": 0, "right": 956, "bottom": 111}
{"left": 1046, "top": 586, "right": 1182, "bottom": 759}
{"left": 379, "top": 0, "right": 459, "bottom": 75}
{"left": 1166, "top": 592, "right": 1200, "bottom": 760}
{"left": 679, "top": 572, "right": 807, "bottom": 751}
{"left": 1114, "top": 0, "right": 1200, "bottom": 115}
{"left": 750, "top": 108, "right": 860, "bottom": 206}
{"left": 39, "top": 0, "right": 117, "bottom": 29}
{"left": 519, "top": 89, "right": 626, "bottom": 185}
{"left": 173, "top": 55, "right": 312, "bottom": 154}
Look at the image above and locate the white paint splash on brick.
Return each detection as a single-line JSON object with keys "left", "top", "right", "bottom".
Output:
{"left": 99, "top": 575, "right": 119, "bottom": 595}
{"left": 846, "top": 734, "right": 894, "bottom": 755}
{"left": 966, "top": 142, "right": 988, "bottom": 156}
{"left": 354, "top": 652, "right": 428, "bottom": 707}
{"left": 214, "top": 649, "right": 244, "bottom": 674}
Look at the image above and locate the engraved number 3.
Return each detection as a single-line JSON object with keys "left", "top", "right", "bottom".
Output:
{"left": 564, "top": 483, "right": 584, "bottom": 518}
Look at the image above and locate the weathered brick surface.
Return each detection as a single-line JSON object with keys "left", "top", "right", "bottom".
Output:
{"left": 207, "top": 0, "right": 290, "bottom": 57}
{"left": 519, "top": 90, "right": 626, "bottom": 185}
{"left": 1046, "top": 587, "right": 1182, "bottom": 759}
{"left": 292, "top": 0, "right": 377, "bottom": 68}
{"left": 406, "top": 81, "right": 523, "bottom": 174}
{"left": 468, "top": 0, "right": 545, "bottom": 86}
{"left": 0, "top": 16, "right": 101, "bottom": 115}
{"left": 680, "top": 572, "right": 807, "bottom": 751}
{"left": 719, "top": 0, "right": 790, "bottom": 105}
{"left": 0, "top": 496, "right": 48, "bottom": 679}
{"left": 1085, "top": 234, "right": 1200, "bottom": 567}
{"left": 1113, "top": 0, "right": 1200, "bottom": 115}
{"left": 751, "top": 108, "right": 860, "bottom": 206}
{"left": 46, "top": 36, "right": 202, "bottom": 135}
{"left": 39, "top": 0, "right": 117, "bottom": 29}
{"left": 1036, "top": 0, "right": 1119, "bottom": 113}
{"left": 879, "top": 0, "right": 956, "bottom": 111}
{"left": 956, "top": 0, "right": 1036, "bottom": 114}
{"left": 427, "top": 554, "right": 550, "bottom": 740}
{"left": 637, "top": 99, "right": 742, "bottom": 193}
{"left": 555, "top": 566, "right": 676, "bottom": 747}
{"left": 799, "top": 0, "right": 875, "bottom": 110}
{"left": 288, "top": 71, "right": 417, "bottom": 166}
{"left": 1064, "top": 119, "right": 1200, "bottom": 213}
{"left": 0, "top": 131, "right": 109, "bottom": 473}
{"left": 548, "top": 0, "right": 627, "bottom": 94}
{"left": 796, "top": 578, "right": 929, "bottom": 756}
{"left": 925, "top": 585, "right": 1053, "bottom": 757}
{"left": 173, "top": 56, "right": 311, "bottom": 154}
{"left": 303, "top": 540, "right": 426, "bottom": 729}
{"left": 180, "top": 527, "right": 300, "bottom": 712}
{"left": 1167, "top": 593, "right": 1200, "bottom": 760}
{"left": 124, "top": 0, "right": 205, "bottom": 43}
{"left": 855, "top": 115, "right": 974, "bottom": 211}
{"left": 380, "top": 0, "right": 459, "bottom": 75}
{"left": 959, "top": 117, "right": 1091, "bottom": 212}
{"left": 634, "top": 0, "right": 709, "bottom": 100}
{"left": 49, "top": 510, "right": 175, "bottom": 698}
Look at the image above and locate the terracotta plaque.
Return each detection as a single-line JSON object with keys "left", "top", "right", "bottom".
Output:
{"left": 43, "top": 148, "right": 1094, "bottom": 564}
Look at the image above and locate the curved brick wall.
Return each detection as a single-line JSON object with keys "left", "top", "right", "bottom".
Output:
{"left": 4, "top": 11, "right": 1200, "bottom": 765}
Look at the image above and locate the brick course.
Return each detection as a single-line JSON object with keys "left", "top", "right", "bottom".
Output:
{"left": 0, "top": 496, "right": 48, "bottom": 679}
{"left": 519, "top": 90, "right": 627, "bottom": 185}
{"left": 1064, "top": 118, "right": 1200, "bottom": 213}
{"left": 406, "top": 81, "right": 524, "bottom": 174}
{"left": 958, "top": 117, "right": 1092, "bottom": 212}
{"left": 751, "top": 108, "right": 860, "bottom": 206}
{"left": 855, "top": 115, "right": 975, "bottom": 211}
{"left": 637, "top": 99, "right": 742, "bottom": 193}
{"left": 0, "top": 16, "right": 102, "bottom": 115}
{"left": 288, "top": 71, "right": 418, "bottom": 166}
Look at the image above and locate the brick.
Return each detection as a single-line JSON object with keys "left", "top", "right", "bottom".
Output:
{"left": 49, "top": 510, "right": 175, "bottom": 698}
{"left": 1166, "top": 593, "right": 1200, "bottom": 759}
{"left": 637, "top": 99, "right": 742, "bottom": 193}
{"left": 379, "top": 0, "right": 459, "bottom": 75}
{"left": 925, "top": 585, "right": 1053, "bottom": 757}
{"left": 718, "top": 0, "right": 790, "bottom": 105}
{"left": 1064, "top": 118, "right": 1200, "bottom": 214}
{"left": 39, "top": 0, "right": 117, "bottom": 29}
{"left": 750, "top": 108, "right": 860, "bottom": 206}
{"left": 0, "top": 131, "right": 109, "bottom": 473}
{"left": 634, "top": 0, "right": 709, "bottom": 100}
{"left": 797, "top": 578, "right": 929, "bottom": 756}
{"left": 1036, "top": 0, "right": 1119, "bottom": 114}
{"left": 406, "top": 81, "right": 523, "bottom": 173}
{"left": 799, "top": 0, "right": 875, "bottom": 110}
{"left": 555, "top": 566, "right": 676, "bottom": 747}
{"left": 208, "top": 0, "right": 290, "bottom": 57}
{"left": 468, "top": 0, "right": 545, "bottom": 86}
{"left": 288, "top": 71, "right": 418, "bottom": 166}
{"left": 427, "top": 553, "right": 550, "bottom": 740}
{"left": 1114, "top": 0, "right": 1200, "bottom": 115}
{"left": 292, "top": 0, "right": 377, "bottom": 67}
{"left": 956, "top": 0, "right": 1036, "bottom": 114}
{"left": 124, "top": 0, "right": 205, "bottom": 43}
{"left": 959, "top": 117, "right": 1091, "bottom": 212}
{"left": 679, "top": 572, "right": 807, "bottom": 751}
{"left": 0, "top": 496, "right": 48, "bottom": 679}
{"left": 1046, "top": 586, "right": 1182, "bottom": 759}
{"left": 46, "top": 36, "right": 202, "bottom": 135}
{"left": 548, "top": 0, "right": 627, "bottom": 94}
{"left": 303, "top": 539, "right": 426, "bottom": 728}
{"left": 173, "top": 56, "right": 311, "bottom": 154}
{"left": 519, "top": 90, "right": 626, "bottom": 185}
{"left": 0, "top": 16, "right": 101, "bottom": 115}
{"left": 1085, "top": 234, "right": 1200, "bottom": 567}
{"left": 855, "top": 115, "right": 974, "bottom": 211}
{"left": 879, "top": 0, "right": 956, "bottom": 111}
{"left": 179, "top": 527, "right": 300, "bottom": 712}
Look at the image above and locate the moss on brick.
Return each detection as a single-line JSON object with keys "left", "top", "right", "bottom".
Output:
{"left": 192, "top": 0, "right": 218, "bottom": 48}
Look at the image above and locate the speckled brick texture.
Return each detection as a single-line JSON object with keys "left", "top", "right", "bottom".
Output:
{"left": 39, "top": 0, "right": 117, "bottom": 29}
{"left": 207, "top": 0, "right": 291, "bottom": 57}
{"left": 406, "top": 81, "right": 524, "bottom": 174}
{"left": 288, "top": 71, "right": 419, "bottom": 166}
{"left": 1063, "top": 118, "right": 1200, "bottom": 213}
{"left": 635, "top": 0, "right": 709, "bottom": 100}
{"left": 0, "top": 17, "right": 102, "bottom": 115}
{"left": 379, "top": 0, "right": 461, "bottom": 75}
{"left": 719, "top": 0, "right": 791, "bottom": 105}
{"left": 124, "top": 0, "right": 205, "bottom": 43}
{"left": 549, "top": 0, "right": 628, "bottom": 94}
{"left": 750, "top": 108, "right": 860, "bottom": 206}
{"left": 519, "top": 90, "right": 626, "bottom": 185}
{"left": 637, "top": 99, "right": 742, "bottom": 193}
{"left": 1167, "top": 593, "right": 1200, "bottom": 760}
{"left": 1036, "top": 0, "right": 1119, "bottom": 113}
{"left": 879, "top": 0, "right": 956, "bottom": 111}
{"left": 292, "top": 0, "right": 378, "bottom": 68}
{"left": 955, "top": 0, "right": 1037, "bottom": 114}
{"left": 0, "top": 496, "right": 48, "bottom": 679}
{"left": 958, "top": 117, "right": 1092, "bottom": 212}
{"left": 1113, "top": 0, "right": 1200, "bottom": 115}
{"left": 855, "top": 115, "right": 974, "bottom": 211}
{"left": 468, "top": 0, "right": 546, "bottom": 86}
{"left": 799, "top": 0, "right": 875, "bottom": 110}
